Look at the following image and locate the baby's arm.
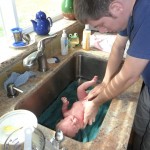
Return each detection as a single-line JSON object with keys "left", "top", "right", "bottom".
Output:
{"left": 61, "top": 97, "right": 70, "bottom": 117}
{"left": 77, "top": 76, "right": 98, "bottom": 100}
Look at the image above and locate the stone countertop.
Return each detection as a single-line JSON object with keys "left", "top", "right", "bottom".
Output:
{"left": 0, "top": 49, "right": 142, "bottom": 150}
{"left": 0, "top": 19, "right": 79, "bottom": 73}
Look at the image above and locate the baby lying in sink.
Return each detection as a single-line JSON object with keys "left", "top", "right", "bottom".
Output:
{"left": 56, "top": 76, "right": 98, "bottom": 138}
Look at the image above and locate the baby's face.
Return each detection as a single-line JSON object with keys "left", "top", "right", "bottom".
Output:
{"left": 56, "top": 115, "right": 80, "bottom": 138}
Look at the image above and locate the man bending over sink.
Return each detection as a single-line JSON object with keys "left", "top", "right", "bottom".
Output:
{"left": 56, "top": 76, "right": 98, "bottom": 138}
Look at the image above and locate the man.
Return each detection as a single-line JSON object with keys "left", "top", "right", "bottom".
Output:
{"left": 74, "top": 0, "right": 150, "bottom": 149}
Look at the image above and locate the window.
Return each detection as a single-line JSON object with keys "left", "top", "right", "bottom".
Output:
{"left": 0, "top": 0, "right": 62, "bottom": 38}
{"left": 0, "top": 14, "right": 4, "bottom": 37}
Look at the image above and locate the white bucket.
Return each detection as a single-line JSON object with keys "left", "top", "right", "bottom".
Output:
{"left": 0, "top": 110, "right": 37, "bottom": 150}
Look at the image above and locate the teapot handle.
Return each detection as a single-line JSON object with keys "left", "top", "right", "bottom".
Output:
{"left": 47, "top": 17, "right": 53, "bottom": 27}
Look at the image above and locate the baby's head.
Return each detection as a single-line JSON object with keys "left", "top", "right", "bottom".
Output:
{"left": 56, "top": 115, "right": 80, "bottom": 138}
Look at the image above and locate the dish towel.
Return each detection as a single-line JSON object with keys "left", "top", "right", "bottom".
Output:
{"left": 90, "top": 32, "right": 116, "bottom": 53}
{"left": 4, "top": 71, "right": 36, "bottom": 90}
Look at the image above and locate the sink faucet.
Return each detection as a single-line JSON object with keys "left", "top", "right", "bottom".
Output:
{"left": 23, "top": 34, "right": 57, "bottom": 72}
{"left": 50, "top": 129, "right": 64, "bottom": 150}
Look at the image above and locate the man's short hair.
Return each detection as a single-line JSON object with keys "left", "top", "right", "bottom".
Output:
{"left": 74, "top": 0, "right": 113, "bottom": 23}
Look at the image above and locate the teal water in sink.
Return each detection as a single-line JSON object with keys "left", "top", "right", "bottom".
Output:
{"left": 38, "top": 81, "right": 111, "bottom": 142}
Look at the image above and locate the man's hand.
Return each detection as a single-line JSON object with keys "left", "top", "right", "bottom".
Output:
{"left": 83, "top": 100, "right": 100, "bottom": 128}
{"left": 87, "top": 82, "right": 106, "bottom": 100}
{"left": 82, "top": 82, "right": 106, "bottom": 128}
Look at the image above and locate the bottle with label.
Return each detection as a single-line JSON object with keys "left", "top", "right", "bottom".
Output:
{"left": 82, "top": 24, "right": 91, "bottom": 50}
{"left": 61, "top": 30, "right": 68, "bottom": 55}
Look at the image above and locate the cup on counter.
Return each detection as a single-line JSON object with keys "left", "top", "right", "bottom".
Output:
{"left": 11, "top": 27, "right": 23, "bottom": 42}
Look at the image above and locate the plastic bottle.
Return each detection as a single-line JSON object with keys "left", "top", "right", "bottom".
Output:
{"left": 82, "top": 24, "right": 91, "bottom": 50}
{"left": 61, "top": 30, "right": 68, "bottom": 55}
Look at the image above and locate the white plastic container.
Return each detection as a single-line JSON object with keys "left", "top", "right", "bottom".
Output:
{"left": 61, "top": 30, "right": 69, "bottom": 55}
{"left": 82, "top": 24, "right": 91, "bottom": 50}
{"left": 0, "top": 110, "right": 37, "bottom": 150}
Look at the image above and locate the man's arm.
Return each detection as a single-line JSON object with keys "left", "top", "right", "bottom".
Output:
{"left": 84, "top": 35, "right": 149, "bottom": 126}
{"left": 103, "top": 34, "right": 128, "bottom": 84}
{"left": 87, "top": 34, "right": 128, "bottom": 100}
{"left": 95, "top": 55, "right": 148, "bottom": 105}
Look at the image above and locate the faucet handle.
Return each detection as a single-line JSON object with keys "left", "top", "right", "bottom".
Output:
{"left": 50, "top": 129, "right": 64, "bottom": 150}
{"left": 23, "top": 51, "right": 38, "bottom": 67}
{"left": 55, "top": 129, "right": 64, "bottom": 142}
{"left": 7, "top": 83, "right": 23, "bottom": 98}
{"left": 37, "top": 34, "right": 57, "bottom": 51}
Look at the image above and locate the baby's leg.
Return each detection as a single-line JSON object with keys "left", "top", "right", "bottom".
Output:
{"left": 61, "top": 97, "right": 70, "bottom": 117}
{"left": 77, "top": 76, "right": 98, "bottom": 100}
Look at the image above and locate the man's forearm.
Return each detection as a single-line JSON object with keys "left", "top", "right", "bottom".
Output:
{"left": 95, "top": 70, "right": 139, "bottom": 105}
{"left": 103, "top": 35, "right": 127, "bottom": 84}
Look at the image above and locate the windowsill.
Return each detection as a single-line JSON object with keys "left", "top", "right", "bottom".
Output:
{"left": 0, "top": 19, "right": 78, "bottom": 72}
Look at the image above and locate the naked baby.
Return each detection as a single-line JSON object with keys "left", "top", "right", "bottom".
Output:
{"left": 56, "top": 76, "right": 98, "bottom": 138}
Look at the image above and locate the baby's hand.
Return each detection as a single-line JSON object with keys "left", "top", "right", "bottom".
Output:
{"left": 61, "top": 97, "right": 70, "bottom": 115}
{"left": 61, "top": 97, "right": 69, "bottom": 105}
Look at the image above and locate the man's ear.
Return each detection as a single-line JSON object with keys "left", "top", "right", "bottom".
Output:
{"left": 109, "top": 1, "right": 124, "bottom": 17}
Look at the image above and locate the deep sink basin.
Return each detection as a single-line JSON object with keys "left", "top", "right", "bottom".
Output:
{"left": 15, "top": 52, "right": 108, "bottom": 116}
{"left": 15, "top": 51, "right": 109, "bottom": 141}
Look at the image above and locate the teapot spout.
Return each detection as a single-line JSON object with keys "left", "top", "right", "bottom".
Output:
{"left": 31, "top": 20, "right": 37, "bottom": 30}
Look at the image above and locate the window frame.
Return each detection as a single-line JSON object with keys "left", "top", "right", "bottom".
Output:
{"left": 0, "top": 0, "right": 63, "bottom": 37}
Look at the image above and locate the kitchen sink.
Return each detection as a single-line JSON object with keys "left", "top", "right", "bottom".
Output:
{"left": 15, "top": 51, "right": 112, "bottom": 143}
{"left": 15, "top": 52, "right": 108, "bottom": 117}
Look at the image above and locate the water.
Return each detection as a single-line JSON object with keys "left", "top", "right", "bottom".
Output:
{"left": 38, "top": 81, "right": 111, "bottom": 142}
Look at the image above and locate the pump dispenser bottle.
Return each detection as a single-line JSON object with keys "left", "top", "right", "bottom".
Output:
{"left": 61, "top": 30, "right": 68, "bottom": 55}
{"left": 82, "top": 24, "right": 91, "bottom": 50}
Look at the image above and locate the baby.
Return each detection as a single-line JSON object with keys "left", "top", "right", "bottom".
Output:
{"left": 56, "top": 76, "right": 98, "bottom": 138}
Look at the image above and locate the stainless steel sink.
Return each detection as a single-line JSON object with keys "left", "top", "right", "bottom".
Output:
{"left": 15, "top": 52, "right": 108, "bottom": 117}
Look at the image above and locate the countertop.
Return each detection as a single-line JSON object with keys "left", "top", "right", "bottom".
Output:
{"left": 0, "top": 49, "right": 142, "bottom": 150}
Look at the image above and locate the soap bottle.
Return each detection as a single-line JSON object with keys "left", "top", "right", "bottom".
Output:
{"left": 82, "top": 24, "right": 91, "bottom": 50}
{"left": 61, "top": 30, "right": 68, "bottom": 55}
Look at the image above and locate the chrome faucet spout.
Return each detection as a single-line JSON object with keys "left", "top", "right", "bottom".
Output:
{"left": 23, "top": 34, "right": 57, "bottom": 72}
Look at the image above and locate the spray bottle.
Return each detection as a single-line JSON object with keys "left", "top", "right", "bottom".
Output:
{"left": 82, "top": 24, "right": 91, "bottom": 50}
{"left": 61, "top": 30, "right": 68, "bottom": 55}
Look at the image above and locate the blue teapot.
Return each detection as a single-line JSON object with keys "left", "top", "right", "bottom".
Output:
{"left": 31, "top": 11, "right": 53, "bottom": 35}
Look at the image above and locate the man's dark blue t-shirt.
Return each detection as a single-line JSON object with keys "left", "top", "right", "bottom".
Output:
{"left": 119, "top": 0, "right": 150, "bottom": 87}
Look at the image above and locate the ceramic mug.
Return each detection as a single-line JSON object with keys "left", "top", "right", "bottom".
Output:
{"left": 11, "top": 27, "right": 23, "bottom": 42}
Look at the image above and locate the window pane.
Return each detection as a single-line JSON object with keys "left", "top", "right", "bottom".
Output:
{"left": 0, "top": 18, "right": 4, "bottom": 37}
{"left": 15, "top": 0, "right": 62, "bottom": 29}
{"left": 0, "top": 0, "right": 17, "bottom": 37}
